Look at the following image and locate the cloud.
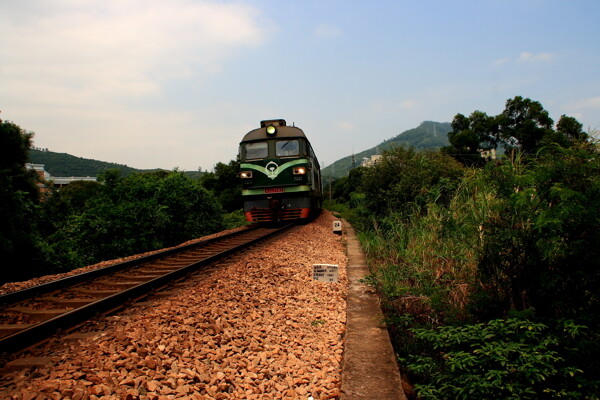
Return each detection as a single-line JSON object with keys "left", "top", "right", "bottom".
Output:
{"left": 336, "top": 121, "right": 355, "bottom": 130}
{"left": 565, "top": 96, "right": 600, "bottom": 111}
{"left": 314, "top": 23, "right": 342, "bottom": 38}
{"left": 560, "top": 97, "right": 600, "bottom": 131}
{"left": 517, "top": 51, "right": 554, "bottom": 63}
{"left": 400, "top": 100, "right": 417, "bottom": 109}
{"left": 0, "top": 0, "right": 269, "bottom": 170}
{"left": 492, "top": 52, "right": 555, "bottom": 67}
{"left": 493, "top": 57, "right": 511, "bottom": 66}
{"left": 0, "top": 1, "right": 267, "bottom": 99}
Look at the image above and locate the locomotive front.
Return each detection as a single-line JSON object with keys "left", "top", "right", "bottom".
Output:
{"left": 239, "top": 119, "right": 322, "bottom": 223}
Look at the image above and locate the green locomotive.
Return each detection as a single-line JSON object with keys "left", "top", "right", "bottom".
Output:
{"left": 239, "top": 119, "right": 322, "bottom": 223}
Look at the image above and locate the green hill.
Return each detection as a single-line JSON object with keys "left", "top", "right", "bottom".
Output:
{"left": 29, "top": 149, "right": 143, "bottom": 177}
{"left": 29, "top": 120, "right": 451, "bottom": 180}
{"left": 322, "top": 121, "right": 451, "bottom": 178}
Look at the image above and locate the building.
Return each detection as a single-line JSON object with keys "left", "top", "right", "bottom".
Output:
{"left": 361, "top": 154, "right": 382, "bottom": 167}
{"left": 25, "top": 163, "right": 97, "bottom": 193}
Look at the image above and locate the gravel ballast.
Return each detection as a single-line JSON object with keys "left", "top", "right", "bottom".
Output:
{"left": 1, "top": 212, "right": 348, "bottom": 400}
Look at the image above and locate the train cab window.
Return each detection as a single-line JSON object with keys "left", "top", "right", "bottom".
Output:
{"left": 245, "top": 142, "right": 268, "bottom": 159}
{"left": 276, "top": 140, "right": 300, "bottom": 157}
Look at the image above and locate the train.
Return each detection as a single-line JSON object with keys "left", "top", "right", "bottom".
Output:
{"left": 239, "top": 119, "right": 322, "bottom": 223}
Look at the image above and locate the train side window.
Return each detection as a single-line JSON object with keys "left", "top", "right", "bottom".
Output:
{"left": 245, "top": 142, "right": 268, "bottom": 159}
{"left": 276, "top": 140, "right": 300, "bottom": 157}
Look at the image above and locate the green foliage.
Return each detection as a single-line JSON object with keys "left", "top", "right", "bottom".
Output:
{"left": 555, "top": 115, "right": 587, "bottom": 142}
{"left": 330, "top": 167, "right": 366, "bottom": 203}
{"left": 358, "top": 170, "right": 494, "bottom": 325}
{"left": 29, "top": 148, "right": 141, "bottom": 176}
{"left": 0, "top": 121, "right": 53, "bottom": 283}
{"left": 479, "top": 143, "right": 600, "bottom": 321}
{"left": 497, "top": 96, "right": 554, "bottom": 154}
{"left": 200, "top": 160, "right": 242, "bottom": 212}
{"left": 444, "top": 111, "right": 498, "bottom": 166}
{"left": 328, "top": 100, "right": 600, "bottom": 397}
{"left": 359, "top": 147, "right": 465, "bottom": 218}
{"left": 444, "top": 97, "right": 587, "bottom": 167}
{"left": 1, "top": 119, "right": 242, "bottom": 284}
{"left": 44, "top": 170, "right": 225, "bottom": 270}
{"left": 222, "top": 209, "right": 250, "bottom": 230}
{"left": 403, "top": 318, "right": 596, "bottom": 400}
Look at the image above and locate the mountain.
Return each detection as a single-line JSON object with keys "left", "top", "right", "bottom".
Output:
{"left": 321, "top": 121, "right": 451, "bottom": 178}
{"left": 29, "top": 149, "right": 144, "bottom": 177}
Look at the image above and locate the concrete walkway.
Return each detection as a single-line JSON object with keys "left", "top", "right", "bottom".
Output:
{"left": 341, "top": 221, "right": 407, "bottom": 400}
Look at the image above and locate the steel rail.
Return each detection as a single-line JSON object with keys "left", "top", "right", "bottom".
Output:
{"left": 0, "top": 224, "right": 293, "bottom": 354}
{"left": 0, "top": 226, "right": 262, "bottom": 306}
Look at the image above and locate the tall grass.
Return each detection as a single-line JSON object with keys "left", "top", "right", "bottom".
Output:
{"left": 359, "top": 170, "right": 498, "bottom": 325}
{"left": 356, "top": 149, "right": 600, "bottom": 398}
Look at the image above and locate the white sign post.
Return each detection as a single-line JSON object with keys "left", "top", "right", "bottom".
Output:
{"left": 333, "top": 220, "right": 342, "bottom": 234}
{"left": 313, "top": 264, "right": 339, "bottom": 282}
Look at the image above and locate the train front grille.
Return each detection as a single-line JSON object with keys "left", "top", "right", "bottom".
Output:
{"left": 247, "top": 208, "right": 304, "bottom": 222}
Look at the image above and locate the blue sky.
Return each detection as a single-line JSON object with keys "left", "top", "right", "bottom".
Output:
{"left": 1, "top": 0, "right": 599, "bottom": 171}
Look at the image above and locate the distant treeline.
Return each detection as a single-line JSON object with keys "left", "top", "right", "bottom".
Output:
{"left": 30, "top": 149, "right": 141, "bottom": 177}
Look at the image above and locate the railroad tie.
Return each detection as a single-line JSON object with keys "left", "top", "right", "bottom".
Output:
{"left": 39, "top": 296, "right": 95, "bottom": 307}
{"left": 113, "top": 274, "right": 162, "bottom": 280}
{"left": 93, "top": 280, "right": 144, "bottom": 287}
{"left": 6, "top": 306, "right": 69, "bottom": 321}
{"left": 71, "top": 288, "right": 120, "bottom": 297}
{"left": 2, "top": 357, "right": 53, "bottom": 371}
{"left": 0, "top": 324, "right": 33, "bottom": 336}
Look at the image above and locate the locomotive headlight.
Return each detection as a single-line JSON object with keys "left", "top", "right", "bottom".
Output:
{"left": 240, "top": 171, "right": 253, "bottom": 179}
{"left": 293, "top": 166, "right": 307, "bottom": 175}
{"left": 266, "top": 125, "right": 277, "bottom": 136}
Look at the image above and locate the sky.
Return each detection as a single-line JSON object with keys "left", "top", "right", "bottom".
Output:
{"left": 1, "top": 0, "right": 599, "bottom": 171}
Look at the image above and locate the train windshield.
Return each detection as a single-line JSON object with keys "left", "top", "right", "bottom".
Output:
{"left": 276, "top": 140, "right": 300, "bottom": 157}
{"left": 245, "top": 142, "right": 268, "bottom": 159}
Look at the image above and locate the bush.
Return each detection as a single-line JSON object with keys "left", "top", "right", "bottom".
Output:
{"left": 403, "top": 318, "right": 597, "bottom": 400}
{"left": 355, "top": 143, "right": 600, "bottom": 397}
{"left": 44, "top": 170, "right": 225, "bottom": 270}
{"left": 360, "top": 170, "right": 498, "bottom": 326}
{"left": 360, "top": 147, "right": 465, "bottom": 218}
{"left": 222, "top": 209, "right": 250, "bottom": 230}
{"left": 479, "top": 143, "right": 600, "bottom": 321}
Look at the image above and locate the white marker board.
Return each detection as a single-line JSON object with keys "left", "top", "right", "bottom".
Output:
{"left": 313, "top": 264, "right": 339, "bottom": 282}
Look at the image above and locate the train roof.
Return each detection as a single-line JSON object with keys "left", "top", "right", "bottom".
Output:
{"left": 241, "top": 119, "right": 307, "bottom": 142}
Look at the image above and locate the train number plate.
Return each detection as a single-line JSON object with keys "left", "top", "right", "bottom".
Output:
{"left": 264, "top": 187, "right": 284, "bottom": 193}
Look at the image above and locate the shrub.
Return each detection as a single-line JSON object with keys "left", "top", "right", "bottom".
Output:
{"left": 45, "top": 170, "right": 225, "bottom": 270}
{"left": 478, "top": 143, "right": 600, "bottom": 321}
{"left": 359, "top": 147, "right": 465, "bottom": 218}
{"left": 404, "top": 318, "right": 596, "bottom": 400}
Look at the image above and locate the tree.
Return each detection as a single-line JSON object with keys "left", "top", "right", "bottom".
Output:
{"left": 331, "top": 167, "right": 366, "bottom": 203}
{"left": 0, "top": 121, "right": 38, "bottom": 197}
{"left": 200, "top": 160, "right": 242, "bottom": 212}
{"left": 553, "top": 114, "right": 589, "bottom": 145}
{"left": 444, "top": 111, "right": 498, "bottom": 166}
{"left": 360, "top": 147, "right": 465, "bottom": 217}
{"left": 0, "top": 121, "right": 50, "bottom": 283}
{"left": 446, "top": 98, "right": 588, "bottom": 166}
{"left": 47, "top": 170, "right": 225, "bottom": 269}
{"left": 497, "top": 96, "right": 554, "bottom": 154}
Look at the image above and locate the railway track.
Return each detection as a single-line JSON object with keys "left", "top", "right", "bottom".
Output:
{"left": 0, "top": 224, "right": 293, "bottom": 354}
